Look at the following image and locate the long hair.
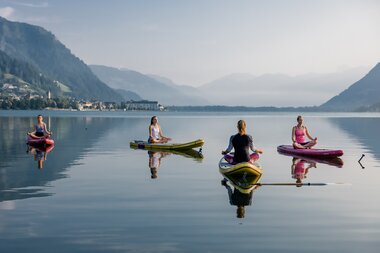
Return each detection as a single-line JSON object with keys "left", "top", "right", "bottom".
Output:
{"left": 237, "top": 120, "right": 246, "bottom": 135}
{"left": 150, "top": 116, "right": 157, "bottom": 125}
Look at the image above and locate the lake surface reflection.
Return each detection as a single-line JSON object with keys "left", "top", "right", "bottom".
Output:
{"left": 1, "top": 111, "right": 379, "bottom": 253}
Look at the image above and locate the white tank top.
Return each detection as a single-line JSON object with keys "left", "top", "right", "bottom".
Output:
{"left": 151, "top": 125, "right": 160, "bottom": 139}
{"left": 151, "top": 152, "right": 160, "bottom": 168}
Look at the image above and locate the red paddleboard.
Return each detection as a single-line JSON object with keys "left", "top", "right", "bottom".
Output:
{"left": 27, "top": 135, "right": 55, "bottom": 146}
{"left": 277, "top": 145, "right": 343, "bottom": 158}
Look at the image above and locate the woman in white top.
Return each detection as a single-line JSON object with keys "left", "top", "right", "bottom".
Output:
{"left": 148, "top": 116, "right": 172, "bottom": 143}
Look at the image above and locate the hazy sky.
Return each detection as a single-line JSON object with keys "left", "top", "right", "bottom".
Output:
{"left": 1, "top": 0, "right": 380, "bottom": 86}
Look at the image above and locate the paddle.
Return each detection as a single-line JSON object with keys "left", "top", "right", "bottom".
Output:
{"left": 358, "top": 154, "right": 365, "bottom": 169}
{"left": 253, "top": 182, "right": 350, "bottom": 186}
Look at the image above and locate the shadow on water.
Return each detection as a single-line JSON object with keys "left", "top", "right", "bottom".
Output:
{"left": 220, "top": 172, "right": 258, "bottom": 219}
{"left": 130, "top": 147, "right": 204, "bottom": 179}
{"left": 278, "top": 149, "right": 344, "bottom": 168}
{"left": 0, "top": 117, "right": 120, "bottom": 202}
{"left": 277, "top": 150, "right": 344, "bottom": 187}
{"left": 329, "top": 117, "right": 380, "bottom": 161}
{"left": 26, "top": 144, "right": 55, "bottom": 170}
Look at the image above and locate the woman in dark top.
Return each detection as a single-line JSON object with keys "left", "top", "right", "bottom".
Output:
{"left": 222, "top": 120, "right": 263, "bottom": 164}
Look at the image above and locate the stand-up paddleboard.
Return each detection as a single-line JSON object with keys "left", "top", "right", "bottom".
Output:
{"left": 220, "top": 170, "right": 260, "bottom": 193}
{"left": 27, "top": 143, "right": 55, "bottom": 153}
{"left": 27, "top": 135, "right": 55, "bottom": 146}
{"left": 130, "top": 139, "right": 204, "bottom": 151}
{"left": 278, "top": 149, "right": 343, "bottom": 168}
{"left": 277, "top": 145, "right": 343, "bottom": 158}
{"left": 219, "top": 156, "right": 262, "bottom": 182}
{"left": 130, "top": 145, "right": 204, "bottom": 161}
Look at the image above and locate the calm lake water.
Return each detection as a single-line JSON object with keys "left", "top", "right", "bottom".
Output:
{"left": 1, "top": 111, "right": 380, "bottom": 253}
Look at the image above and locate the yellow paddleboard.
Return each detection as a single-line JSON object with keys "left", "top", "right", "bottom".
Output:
{"left": 130, "top": 139, "right": 204, "bottom": 151}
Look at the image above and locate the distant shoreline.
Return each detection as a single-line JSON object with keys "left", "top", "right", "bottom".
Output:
{"left": 1, "top": 105, "right": 376, "bottom": 113}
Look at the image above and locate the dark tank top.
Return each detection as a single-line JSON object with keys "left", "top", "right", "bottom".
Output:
{"left": 232, "top": 134, "right": 252, "bottom": 163}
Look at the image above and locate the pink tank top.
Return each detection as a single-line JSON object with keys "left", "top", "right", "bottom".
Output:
{"left": 293, "top": 160, "right": 306, "bottom": 179}
{"left": 295, "top": 127, "right": 305, "bottom": 143}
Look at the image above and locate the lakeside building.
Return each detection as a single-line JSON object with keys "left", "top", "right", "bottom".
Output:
{"left": 72, "top": 100, "right": 165, "bottom": 111}
{"left": 124, "top": 100, "right": 164, "bottom": 111}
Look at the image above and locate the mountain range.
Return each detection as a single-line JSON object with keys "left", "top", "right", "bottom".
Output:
{"left": 0, "top": 16, "right": 379, "bottom": 110}
{"left": 198, "top": 68, "right": 370, "bottom": 107}
{"left": 0, "top": 16, "right": 122, "bottom": 102}
{"left": 321, "top": 63, "right": 380, "bottom": 110}
{"left": 89, "top": 65, "right": 207, "bottom": 105}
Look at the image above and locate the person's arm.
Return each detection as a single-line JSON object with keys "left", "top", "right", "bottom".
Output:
{"left": 44, "top": 123, "right": 52, "bottom": 135}
{"left": 149, "top": 125, "right": 154, "bottom": 139}
{"left": 291, "top": 158, "right": 301, "bottom": 174}
{"left": 158, "top": 125, "right": 171, "bottom": 140}
{"left": 305, "top": 161, "right": 316, "bottom": 169}
{"left": 249, "top": 135, "right": 263, "bottom": 154}
{"left": 305, "top": 127, "right": 317, "bottom": 141}
{"left": 222, "top": 180, "right": 234, "bottom": 205}
{"left": 291, "top": 126, "right": 297, "bottom": 144}
{"left": 158, "top": 125, "right": 165, "bottom": 138}
{"left": 28, "top": 125, "right": 36, "bottom": 135}
{"left": 222, "top": 135, "right": 234, "bottom": 155}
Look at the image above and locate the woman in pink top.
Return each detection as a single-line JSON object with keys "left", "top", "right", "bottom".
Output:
{"left": 292, "top": 115, "right": 317, "bottom": 149}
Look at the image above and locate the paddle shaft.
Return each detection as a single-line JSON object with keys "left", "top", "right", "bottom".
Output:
{"left": 254, "top": 182, "right": 349, "bottom": 186}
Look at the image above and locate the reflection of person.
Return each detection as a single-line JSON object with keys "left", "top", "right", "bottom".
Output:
{"left": 148, "top": 151, "right": 170, "bottom": 179}
{"left": 148, "top": 116, "right": 172, "bottom": 144}
{"left": 222, "top": 120, "right": 263, "bottom": 164}
{"left": 28, "top": 115, "right": 52, "bottom": 138}
{"left": 221, "top": 178, "right": 257, "bottom": 218}
{"left": 292, "top": 115, "right": 317, "bottom": 149}
{"left": 27, "top": 146, "right": 47, "bottom": 170}
{"left": 291, "top": 157, "right": 316, "bottom": 186}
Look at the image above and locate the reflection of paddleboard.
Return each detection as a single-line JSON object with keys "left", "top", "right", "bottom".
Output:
{"left": 130, "top": 145, "right": 204, "bottom": 161}
{"left": 130, "top": 139, "right": 204, "bottom": 151}
{"left": 278, "top": 149, "right": 343, "bottom": 168}
{"left": 219, "top": 156, "right": 262, "bottom": 181}
{"left": 221, "top": 170, "right": 260, "bottom": 194}
{"left": 27, "top": 135, "right": 55, "bottom": 146}
{"left": 277, "top": 145, "right": 343, "bottom": 158}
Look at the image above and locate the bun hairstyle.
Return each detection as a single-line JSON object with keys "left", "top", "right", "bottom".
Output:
{"left": 296, "top": 115, "right": 304, "bottom": 127}
{"left": 237, "top": 120, "right": 247, "bottom": 135}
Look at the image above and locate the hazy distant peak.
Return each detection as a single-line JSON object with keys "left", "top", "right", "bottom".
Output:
{"left": 254, "top": 73, "right": 291, "bottom": 80}
{"left": 321, "top": 62, "right": 380, "bottom": 110}
{"left": 216, "top": 73, "right": 256, "bottom": 82}
{"left": 147, "top": 74, "right": 178, "bottom": 87}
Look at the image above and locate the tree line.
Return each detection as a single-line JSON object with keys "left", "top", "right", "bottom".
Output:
{"left": 0, "top": 97, "right": 78, "bottom": 110}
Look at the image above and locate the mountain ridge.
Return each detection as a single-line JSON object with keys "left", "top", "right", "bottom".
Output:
{"left": 0, "top": 16, "right": 122, "bottom": 102}
{"left": 90, "top": 65, "right": 208, "bottom": 105}
{"left": 321, "top": 63, "right": 380, "bottom": 110}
